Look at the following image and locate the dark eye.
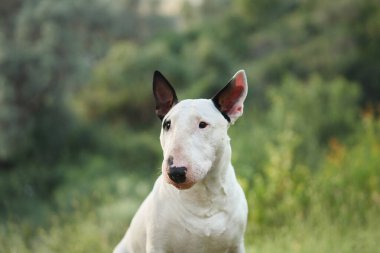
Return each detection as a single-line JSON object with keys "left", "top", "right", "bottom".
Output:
{"left": 199, "top": 121, "right": 208, "bottom": 129}
{"left": 163, "top": 120, "right": 171, "bottom": 131}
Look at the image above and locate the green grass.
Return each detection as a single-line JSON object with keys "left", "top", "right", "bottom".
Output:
{"left": 248, "top": 214, "right": 380, "bottom": 253}
{"left": 2, "top": 210, "right": 379, "bottom": 253}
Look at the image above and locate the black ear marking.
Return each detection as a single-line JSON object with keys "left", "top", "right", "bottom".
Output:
{"left": 153, "top": 71, "right": 178, "bottom": 120}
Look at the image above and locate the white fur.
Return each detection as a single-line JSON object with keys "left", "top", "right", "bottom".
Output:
{"left": 114, "top": 73, "right": 248, "bottom": 253}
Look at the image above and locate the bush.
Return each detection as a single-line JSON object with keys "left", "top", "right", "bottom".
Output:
{"left": 241, "top": 75, "right": 372, "bottom": 235}
{"left": 267, "top": 74, "right": 360, "bottom": 167}
{"left": 313, "top": 112, "right": 380, "bottom": 224}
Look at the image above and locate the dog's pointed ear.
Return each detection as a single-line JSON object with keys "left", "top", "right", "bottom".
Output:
{"left": 153, "top": 71, "right": 178, "bottom": 120}
{"left": 212, "top": 70, "right": 248, "bottom": 124}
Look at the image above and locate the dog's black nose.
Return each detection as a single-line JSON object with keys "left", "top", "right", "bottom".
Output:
{"left": 168, "top": 166, "right": 187, "bottom": 184}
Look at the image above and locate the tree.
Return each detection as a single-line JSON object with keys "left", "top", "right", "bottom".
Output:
{"left": 0, "top": 0, "right": 124, "bottom": 166}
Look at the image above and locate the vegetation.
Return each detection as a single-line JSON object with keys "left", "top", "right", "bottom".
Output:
{"left": 0, "top": 0, "right": 379, "bottom": 252}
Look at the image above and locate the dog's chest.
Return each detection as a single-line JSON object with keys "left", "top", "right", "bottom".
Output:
{"left": 163, "top": 196, "right": 245, "bottom": 253}
{"left": 168, "top": 213, "right": 241, "bottom": 253}
{"left": 181, "top": 207, "right": 230, "bottom": 236}
{"left": 178, "top": 219, "right": 243, "bottom": 253}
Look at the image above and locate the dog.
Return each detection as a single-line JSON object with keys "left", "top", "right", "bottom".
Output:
{"left": 114, "top": 70, "right": 249, "bottom": 253}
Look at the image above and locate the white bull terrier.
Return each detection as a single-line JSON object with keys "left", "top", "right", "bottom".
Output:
{"left": 114, "top": 70, "right": 249, "bottom": 253}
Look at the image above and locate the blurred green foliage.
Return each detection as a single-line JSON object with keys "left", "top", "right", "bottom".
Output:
{"left": 0, "top": 0, "right": 380, "bottom": 252}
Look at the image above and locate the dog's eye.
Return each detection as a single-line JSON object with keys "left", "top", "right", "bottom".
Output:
{"left": 198, "top": 121, "right": 208, "bottom": 129}
{"left": 163, "top": 120, "right": 171, "bottom": 131}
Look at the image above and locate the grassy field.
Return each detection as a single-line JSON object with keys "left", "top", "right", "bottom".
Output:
{"left": 1, "top": 198, "right": 379, "bottom": 253}
{"left": 249, "top": 215, "right": 380, "bottom": 253}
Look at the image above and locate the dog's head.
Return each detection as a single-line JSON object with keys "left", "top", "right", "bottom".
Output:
{"left": 153, "top": 70, "right": 248, "bottom": 190}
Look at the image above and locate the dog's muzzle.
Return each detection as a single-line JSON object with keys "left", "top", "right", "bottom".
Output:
{"left": 165, "top": 155, "right": 194, "bottom": 189}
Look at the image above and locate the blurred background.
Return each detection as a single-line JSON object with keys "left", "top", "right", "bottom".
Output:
{"left": 0, "top": 0, "right": 379, "bottom": 252}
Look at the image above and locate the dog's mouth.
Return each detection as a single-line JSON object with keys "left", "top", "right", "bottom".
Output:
{"left": 169, "top": 180, "right": 194, "bottom": 190}
{"left": 164, "top": 172, "right": 195, "bottom": 190}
